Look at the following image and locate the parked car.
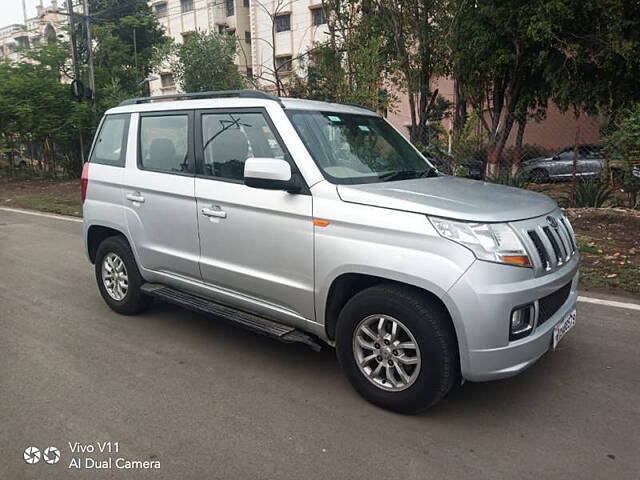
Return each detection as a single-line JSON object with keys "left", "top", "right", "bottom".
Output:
{"left": 519, "top": 144, "right": 604, "bottom": 182}
{"left": 424, "top": 145, "right": 484, "bottom": 180}
{"left": 83, "top": 91, "right": 579, "bottom": 413}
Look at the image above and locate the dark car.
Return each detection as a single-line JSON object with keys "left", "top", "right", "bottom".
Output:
{"left": 519, "top": 144, "right": 604, "bottom": 183}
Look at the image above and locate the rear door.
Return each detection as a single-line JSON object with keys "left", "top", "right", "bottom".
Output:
{"left": 193, "top": 108, "right": 314, "bottom": 325}
{"left": 123, "top": 111, "right": 200, "bottom": 280}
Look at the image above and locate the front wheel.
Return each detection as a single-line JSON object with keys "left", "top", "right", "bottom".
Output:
{"left": 335, "top": 285, "right": 459, "bottom": 414}
{"left": 95, "top": 236, "right": 152, "bottom": 315}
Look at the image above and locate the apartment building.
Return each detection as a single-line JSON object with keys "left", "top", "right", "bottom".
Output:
{"left": 249, "top": 1, "right": 329, "bottom": 86}
{"left": 147, "top": 0, "right": 328, "bottom": 93}
{"left": 0, "top": 0, "right": 67, "bottom": 62}
{"left": 149, "top": 0, "right": 253, "bottom": 95}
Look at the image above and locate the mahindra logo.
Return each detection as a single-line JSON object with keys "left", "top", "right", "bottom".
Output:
{"left": 547, "top": 216, "right": 558, "bottom": 228}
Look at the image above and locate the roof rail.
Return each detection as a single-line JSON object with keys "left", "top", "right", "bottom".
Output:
{"left": 118, "top": 90, "right": 283, "bottom": 107}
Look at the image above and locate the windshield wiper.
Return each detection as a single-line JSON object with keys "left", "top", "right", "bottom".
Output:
{"left": 378, "top": 168, "right": 438, "bottom": 182}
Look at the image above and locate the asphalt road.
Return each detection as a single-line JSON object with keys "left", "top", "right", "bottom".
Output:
{"left": 1, "top": 208, "right": 639, "bottom": 480}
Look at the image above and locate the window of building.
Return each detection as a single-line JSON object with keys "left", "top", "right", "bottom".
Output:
{"left": 244, "top": 31, "right": 251, "bottom": 44}
{"left": 90, "top": 114, "right": 130, "bottom": 167}
{"left": 311, "top": 6, "right": 327, "bottom": 26}
{"left": 275, "top": 55, "right": 292, "bottom": 73}
{"left": 201, "top": 112, "right": 286, "bottom": 181}
{"left": 160, "top": 73, "right": 175, "bottom": 88}
{"left": 246, "top": 67, "right": 253, "bottom": 78}
{"left": 155, "top": 2, "right": 167, "bottom": 16}
{"left": 140, "top": 115, "right": 191, "bottom": 173}
{"left": 225, "top": 0, "right": 235, "bottom": 17}
{"left": 181, "top": 0, "right": 194, "bottom": 13}
{"left": 243, "top": 0, "right": 249, "bottom": 7}
{"left": 275, "top": 13, "right": 291, "bottom": 32}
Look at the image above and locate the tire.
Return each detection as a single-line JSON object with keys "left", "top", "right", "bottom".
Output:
{"left": 95, "top": 235, "right": 152, "bottom": 315}
{"left": 529, "top": 168, "right": 549, "bottom": 183}
{"left": 335, "top": 284, "right": 459, "bottom": 414}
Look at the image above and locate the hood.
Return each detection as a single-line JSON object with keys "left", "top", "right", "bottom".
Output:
{"left": 337, "top": 176, "right": 557, "bottom": 222}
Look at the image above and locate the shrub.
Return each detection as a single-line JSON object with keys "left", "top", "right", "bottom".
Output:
{"left": 572, "top": 180, "right": 614, "bottom": 208}
{"left": 486, "top": 169, "right": 529, "bottom": 188}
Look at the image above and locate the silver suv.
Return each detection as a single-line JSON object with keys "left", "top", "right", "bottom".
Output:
{"left": 83, "top": 91, "right": 579, "bottom": 413}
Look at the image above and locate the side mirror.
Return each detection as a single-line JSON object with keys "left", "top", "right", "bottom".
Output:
{"left": 244, "top": 157, "right": 297, "bottom": 192}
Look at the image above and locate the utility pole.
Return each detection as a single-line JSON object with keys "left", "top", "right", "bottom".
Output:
{"left": 82, "top": 0, "right": 97, "bottom": 114}
{"left": 22, "top": 0, "right": 28, "bottom": 25}
{"left": 65, "top": 0, "right": 85, "bottom": 162}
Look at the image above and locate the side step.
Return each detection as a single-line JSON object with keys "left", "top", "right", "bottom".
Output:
{"left": 141, "top": 283, "right": 321, "bottom": 351}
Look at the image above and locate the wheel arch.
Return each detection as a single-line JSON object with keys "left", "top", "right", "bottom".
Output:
{"left": 324, "top": 273, "right": 463, "bottom": 355}
{"left": 87, "top": 225, "right": 130, "bottom": 264}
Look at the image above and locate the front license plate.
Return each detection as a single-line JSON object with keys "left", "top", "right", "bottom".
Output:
{"left": 553, "top": 309, "right": 576, "bottom": 349}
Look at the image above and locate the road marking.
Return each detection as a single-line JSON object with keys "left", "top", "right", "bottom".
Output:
{"left": 578, "top": 296, "right": 640, "bottom": 312}
{"left": 0, "top": 207, "right": 82, "bottom": 223}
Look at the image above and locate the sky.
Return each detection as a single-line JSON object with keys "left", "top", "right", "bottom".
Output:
{"left": 2, "top": 0, "right": 48, "bottom": 29}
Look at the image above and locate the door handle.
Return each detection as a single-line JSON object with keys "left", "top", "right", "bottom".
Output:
{"left": 202, "top": 206, "right": 227, "bottom": 219}
{"left": 126, "top": 192, "right": 145, "bottom": 203}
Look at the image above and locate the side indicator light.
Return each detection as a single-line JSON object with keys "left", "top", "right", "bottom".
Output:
{"left": 313, "top": 219, "right": 330, "bottom": 227}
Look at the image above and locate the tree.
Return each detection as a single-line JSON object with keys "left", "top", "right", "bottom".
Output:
{"left": 0, "top": 45, "right": 91, "bottom": 176}
{"left": 161, "top": 32, "right": 245, "bottom": 93}
{"left": 289, "top": 0, "right": 392, "bottom": 111}
{"left": 373, "top": 0, "right": 450, "bottom": 146}
{"left": 79, "top": 0, "right": 166, "bottom": 112}
{"left": 449, "top": 0, "right": 560, "bottom": 178}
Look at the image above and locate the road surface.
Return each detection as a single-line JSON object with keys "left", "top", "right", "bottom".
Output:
{"left": 1, "top": 208, "right": 638, "bottom": 479}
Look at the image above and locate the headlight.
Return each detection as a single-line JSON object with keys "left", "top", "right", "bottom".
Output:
{"left": 429, "top": 217, "right": 531, "bottom": 267}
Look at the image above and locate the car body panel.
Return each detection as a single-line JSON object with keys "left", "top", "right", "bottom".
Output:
{"left": 337, "top": 176, "right": 557, "bottom": 222}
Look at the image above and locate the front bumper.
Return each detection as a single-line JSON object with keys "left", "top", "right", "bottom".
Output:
{"left": 445, "top": 254, "right": 579, "bottom": 381}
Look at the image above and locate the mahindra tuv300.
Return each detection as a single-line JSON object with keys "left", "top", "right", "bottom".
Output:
{"left": 82, "top": 91, "right": 578, "bottom": 413}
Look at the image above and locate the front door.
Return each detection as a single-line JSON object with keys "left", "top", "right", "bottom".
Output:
{"left": 194, "top": 109, "right": 314, "bottom": 325}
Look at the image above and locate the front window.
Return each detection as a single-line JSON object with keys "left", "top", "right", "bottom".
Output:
{"left": 287, "top": 110, "right": 436, "bottom": 184}
{"left": 201, "top": 112, "right": 286, "bottom": 182}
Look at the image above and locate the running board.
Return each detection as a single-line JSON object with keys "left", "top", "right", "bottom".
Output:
{"left": 141, "top": 283, "right": 321, "bottom": 351}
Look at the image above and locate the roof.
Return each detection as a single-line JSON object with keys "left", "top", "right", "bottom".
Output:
{"left": 108, "top": 90, "right": 378, "bottom": 117}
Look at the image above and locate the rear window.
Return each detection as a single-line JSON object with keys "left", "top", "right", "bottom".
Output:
{"left": 90, "top": 114, "right": 130, "bottom": 167}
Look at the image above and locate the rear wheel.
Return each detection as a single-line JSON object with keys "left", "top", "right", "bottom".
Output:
{"left": 95, "top": 236, "right": 152, "bottom": 315}
{"left": 529, "top": 168, "right": 550, "bottom": 183}
{"left": 335, "top": 284, "right": 459, "bottom": 414}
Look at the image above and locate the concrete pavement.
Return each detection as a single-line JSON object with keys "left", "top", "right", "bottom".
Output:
{"left": 1, "top": 209, "right": 639, "bottom": 479}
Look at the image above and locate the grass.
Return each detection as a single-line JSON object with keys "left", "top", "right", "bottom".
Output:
{"left": 0, "top": 171, "right": 82, "bottom": 217}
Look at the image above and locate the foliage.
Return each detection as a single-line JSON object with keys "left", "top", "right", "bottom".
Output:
{"left": 289, "top": 1, "right": 393, "bottom": 112}
{"left": 83, "top": 0, "right": 167, "bottom": 112}
{"left": 448, "top": 0, "right": 559, "bottom": 176}
{"left": 538, "top": 0, "right": 640, "bottom": 114}
{"left": 486, "top": 170, "right": 529, "bottom": 189}
{"left": 158, "top": 32, "right": 245, "bottom": 93}
{"left": 373, "top": 0, "right": 449, "bottom": 146}
{"left": 572, "top": 180, "right": 614, "bottom": 208}
{"left": 603, "top": 104, "right": 640, "bottom": 208}
{"left": 0, "top": 45, "right": 92, "bottom": 177}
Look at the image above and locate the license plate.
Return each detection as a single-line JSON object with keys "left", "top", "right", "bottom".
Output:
{"left": 553, "top": 309, "right": 576, "bottom": 349}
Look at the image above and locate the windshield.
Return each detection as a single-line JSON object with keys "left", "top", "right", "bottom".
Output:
{"left": 286, "top": 110, "right": 436, "bottom": 184}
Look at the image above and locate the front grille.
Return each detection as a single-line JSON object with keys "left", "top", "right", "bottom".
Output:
{"left": 525, "top": 214, "right": 577, "bottom": 273}
{"left": 538, "top": 281, "right": 572, "bottom": 325}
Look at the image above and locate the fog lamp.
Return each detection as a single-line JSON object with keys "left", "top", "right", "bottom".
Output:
{"left": 510, "top": 304, "right": 536, "bottom": 341}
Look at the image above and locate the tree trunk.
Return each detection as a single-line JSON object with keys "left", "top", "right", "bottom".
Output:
{"left": 511, "top": 118, "right": 526, "bottom": 177}
{"left": 453, "top": 77, "right": 467, "bottom": 134}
